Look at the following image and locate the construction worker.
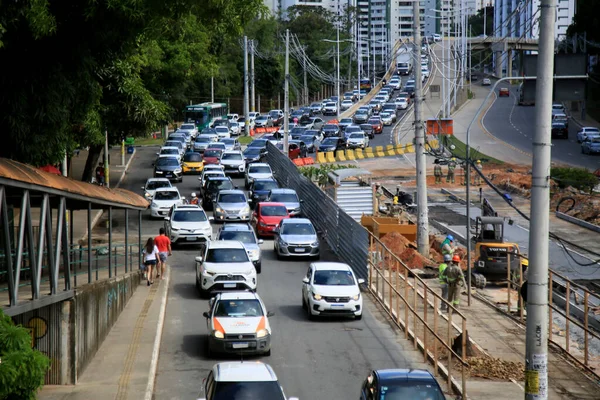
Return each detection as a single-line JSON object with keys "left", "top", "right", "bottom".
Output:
{"left": 446, "top": 255, "right": 465, "bottom": 309}
{"left": 459, "top": 162, "right": 467, "bottom": 185}
{"left": 446, "top": 157, "right": 457, "bottom": 183}
{"left": 440, "top": 234, "right": 455, "bottom": 256}
{"left": 474, "top": 160, "right": 483, "bottom": 185}
{"left": 433, "top": 159, "right": 443, "bottom": 184}
{"left": 439, "top": 254, "right": 452, "bottom": 311}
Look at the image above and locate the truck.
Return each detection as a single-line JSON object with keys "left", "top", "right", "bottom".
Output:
{"left": 396, "top": 51, "right": 412, "bottom": 76}
{"left": 518, "top": 82, "right": 535, "bottom": 106}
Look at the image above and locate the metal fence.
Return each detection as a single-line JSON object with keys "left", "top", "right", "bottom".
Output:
{"left": 266, "top": 142, "right": 369, "bottom": 280}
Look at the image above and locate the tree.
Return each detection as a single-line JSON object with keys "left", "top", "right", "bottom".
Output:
{"left": 0, "top": 310, "right": 51, "bottom": 399}
{"left": 468, "top": 7, "right": 494, "bottom": 37}
{"left": 567, "top": 0, "right": 600, "bottom": 49}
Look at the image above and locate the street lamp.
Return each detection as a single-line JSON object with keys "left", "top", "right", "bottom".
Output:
{"left": 322, "top": 24, "right": 341, "bottom": 120}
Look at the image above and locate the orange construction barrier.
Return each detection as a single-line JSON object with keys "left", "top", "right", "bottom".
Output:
{"left": 302, "top": 157, "right": 314, "bottom": 165}
{"left": 292, "top": 158, "right": 305, "bottom": 166}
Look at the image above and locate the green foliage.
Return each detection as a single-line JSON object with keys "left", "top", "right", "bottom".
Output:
{"left": 550, "top": 167, "right": 598, "bottom": 193}
{"left": 298, "top": 163, "right": 357, "bottom": 186}
{"left": 467, "top": 7, "right": 494, "bottom": 37}
{"left": 0, "top": 310, "right": 50, "bottom": 399}
{"left": 445, "top": 135, "right": 503, "bottom": 165}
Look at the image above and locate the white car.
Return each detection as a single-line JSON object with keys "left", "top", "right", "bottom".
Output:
{"left": 157, "top": 146, "right": 182, "bottom": 163}
{"left": 245, "top": 163, "right": 274, "bottom": 189}
{"left": 577, "top": 127, "right": 600, "bottom": 143}
{"left": 203, "top": 291, "right": 273, "bottom": 356}
{"left": 229, "top": 122, "right": 241, "bottom": 136}
{"left": 141, "top": 178, "right": 172, "bottom": 201}
{"left": 164, "top": 204, "right": 212, "bottom": 245}
{"left": 199, "top": 169, "right": 226, "bottom": 189}
{"left": 380, "top": 112, "right": 394, "bottom": 126}
{"left": 482, "top": 78, "right": 491, "bottom": 86}
{"left": 150, "top": 187, "right": 184, "bottom": 218}
{"left": 346, "top": 132, "right": 369, "bottom": 149}
{"left": 395, "top": 97, "right": 409, "bottom": 110}
{"left": 302, "top": 262, "right": 364, "bottom": 320}
{"left": 197, "top": 362, "right": 298, "bottom": 400}
{"left": 227, "top": 113, "right": 239, "bottom": 122}
{"left": 421, "top": 66, "right": 430, "bottom": 79}
{"left": 248, "top": 111, "right": 260, "bottom": 121}
{"left": 215, "top": 126, "right": 231, "bottom": 139}
{"left": 220, "top": 150, "right": 246, "bottom": 176}
{"left": 433, "top": 33, "right": 441, "bottom": 42}
{"left": 195, "top": 240, "right": 257, "bottom": 297}
{"left": 389, "top": 79, "right": 401, "bottom": 90}
{"left": 340, "top": 99, "right": 354, "bottom": 111}
{"left": 323, "top": 102, "right": 338, "bottom": 116}
{"left": 178, "top": 123, "right": 198, "bottom": 139}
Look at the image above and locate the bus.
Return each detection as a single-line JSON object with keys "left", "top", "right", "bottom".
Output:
{"left": 183, "top": 102, "right": 228, "bottom": 130}
{"left": 360, "top": 79, "right": 372, "bottom": 91}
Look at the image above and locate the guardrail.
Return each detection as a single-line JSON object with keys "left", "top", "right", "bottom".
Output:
{"left": 368, "top": 232, "right": 468, "bottom": 396}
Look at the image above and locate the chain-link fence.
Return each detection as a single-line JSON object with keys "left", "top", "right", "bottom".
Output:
{"left": 266, "top": 142, "right": 369, "bottom": 280}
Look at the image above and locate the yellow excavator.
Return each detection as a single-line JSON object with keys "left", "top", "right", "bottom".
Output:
{"left": 471, "top": 216, "right": 528, "bottom": 288}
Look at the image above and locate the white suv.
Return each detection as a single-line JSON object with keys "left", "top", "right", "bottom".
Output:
{"left": 198, "top": 361, "right": 298, "bottom": 400}
{"left": 195, "top": 241, "right": 257, "bottom": 298}
{"left": 220, "top": 150, "right": 246, "bottom": 176}
{"left": 164, "top": 204, "right": 212, "bottom": 245}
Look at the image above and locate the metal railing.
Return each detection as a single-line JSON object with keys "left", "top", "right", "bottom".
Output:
{"left": 368, "top": 232, "right": 468, "bottom": 397}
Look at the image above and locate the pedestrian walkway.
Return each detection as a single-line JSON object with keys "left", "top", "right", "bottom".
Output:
{"left": 39, "top": 268, "right": 169, "bottom": 400}
{"left": 567, "top": 103, "right": 600, "bottom": 130}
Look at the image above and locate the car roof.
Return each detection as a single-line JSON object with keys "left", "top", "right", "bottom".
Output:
{"left": 220, "top": 223, "right": 253, "bottom": 232}
{"left": 173, "top": 204, "right": 203, "bottom": 211}
{"left": 312, "top": 262, "right": 352, "bottom": 272}
{"left": 258, "top": 202, "right": 287, "bottom": 208}
{"left": 217, "top": 291, "right": 261, "bottom": 301}
{"left": 146, "top": 178, "right": 170, "bottom": 183}
{"left": 373, "top": 369, "right": 437, "bottom": 383}
{"left": 213, "top": 361, "right": 278, "bottom": 382}
{"left": 281, "top": 218, "right": 312, "bottom": 225}
{"left": 208, "top": 240, "right": 246, "bottom": 249}
{"left": 223, "top": 150, "right": 243, "bottom": 155}
{"left": 269, "top": 188, "right": 297, "bottom": 195}
{"left": 248, "top": 162, "right": 271, "bottom": 168}
{"left": 155, "top": 187, "right": 180, "bottom": 193}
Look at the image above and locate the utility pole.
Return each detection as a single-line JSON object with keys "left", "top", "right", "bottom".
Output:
{"left": 211, "top": 75, "right": 214, "bottom": 103}
{"left": 251, "top": 40, "right": 256, "bottom": 112}
{"left": 525, "top": 0, "right": 555, "bottom": 398}
{"left": 303, "top": 47, "right": 308, "bottom": 106}
{"left": 104, "top": 129, "right": 110, "bottom": 188}
{"left": 336, "top": 23, "right": 340, "bottom": 120}
{"left": 243, "top": 36, "right": 250, "bottom": 136}
{"left": 284, "top": 29, "right": 290, "bottom": 156}
{"left": 413, "top": 0, "right": 429, "bottom": 257}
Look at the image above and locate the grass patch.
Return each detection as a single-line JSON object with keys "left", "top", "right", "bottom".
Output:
{"left": 445, "top": 135, "right": 503, "bottom": 164}
{"left": 134, "top": 136, "right": 165, "bottom": 146}
{"left": 238, "top": 135, "right": 254, "bottom": 144}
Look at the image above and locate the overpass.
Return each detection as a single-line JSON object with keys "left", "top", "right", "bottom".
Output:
{"left": 468, "top": 36, "right": 540, "bottom": 52}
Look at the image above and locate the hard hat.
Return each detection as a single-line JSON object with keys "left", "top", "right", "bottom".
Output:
{"left": 476, "top": 160, "right": 481, "bottom": 164}
{"left": 191, "top": 192, "right": 197, "bottom": 197}
{"left": 446, "top": 234, "right": 454, "bottom": 241}
{"left": 443, "top": 254, "right": 452, "bottom": 262}
{"left": 452, "top": 255, "right": 461, "bottom": 262}
{"left": 451, "top": 157, "right": 456, "bottom": 161}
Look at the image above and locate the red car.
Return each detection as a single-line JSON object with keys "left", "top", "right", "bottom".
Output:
{"left": 499, "top": 87, "right": 510, "bottom": 97}
{"left": 251, "top": 202, "right": 290, "bottom": 237}
{"left": 368, "top": 117, "right": 384, "bottom": 134}
{"left": 202, "top": 148, "right": 222, "bottom": 165}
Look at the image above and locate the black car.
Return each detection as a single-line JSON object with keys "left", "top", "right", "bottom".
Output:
{"left": 360, "top": 124, "right": 375, "bottom": 139}
{"left": 243, "top": 147, "right": 264, "bottom": 164}
{"left": 360, "top": 369, "right": 445, "bottom": 400}
{"left": 153, "top": 157, "right": 182, "bottom": 182}
{"left": 202, "top": 176, "right": 234, "bottom": 210}
{"left": 322, "top": 124, "right": 340, "bottom": 138}
{"left": 249, "top": 179, "right": 280, "bottom": 208}
{"left": 551, "top": 122, "right": 568, "bottom": 139}
{"left": 318, "top": 137, "right": 347, "bottom": 152}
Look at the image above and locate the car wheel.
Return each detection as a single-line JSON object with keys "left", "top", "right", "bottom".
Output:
{"left": 355, "top": 313, "right": 363, "bottom": 321}
{"left": 302, "top": 296, "right": 307, "bottom": 310}
{"left": 264, "top": 348, "right": 271, "bottom": 357}
{"left": 255, "top": 263, "right": 262, "bottom": 274}
{"left": 581, "top": 147, "right": 585, "bottom": 154}
{"left": 307, "top": 305, "right": 315, "bottom": 321}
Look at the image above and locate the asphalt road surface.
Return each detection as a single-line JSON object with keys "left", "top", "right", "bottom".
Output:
{"left": 482, "top": 82, "right": 600, "bottom": 170}
{"left": 109, "top": 147, "right": 426, "bottom": 400}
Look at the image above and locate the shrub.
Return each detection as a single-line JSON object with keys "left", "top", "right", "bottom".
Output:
{"left": 298, "top": 163, "right": 356, "bottom": 186}
{"left": 0, "top": 310, "right": 50, "bottom": 399}
{"left": 550, "top": 167, "right": 598, "bottom": 193}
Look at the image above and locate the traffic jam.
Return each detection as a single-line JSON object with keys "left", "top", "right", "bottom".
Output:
{"left": 147, "top": 43, "right": 446, "bottom": 400}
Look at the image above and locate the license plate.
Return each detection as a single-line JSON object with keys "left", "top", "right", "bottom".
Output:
{"left": 294, "top": 248, "right": 306, "bottom": 253}
{"left": 223, "top": 283, "right": 236, "bottom": 288}
{"left": 191, "top": 168, "right": 196, "bottom": 171}
{"left": 232, "top": 342, "right": 249, "bottom": 349}
{"left": 186, "top": 236, "right": 196, "bottom": 241}
{"left": 332, "top": 304, "right": 345, "bottom": 307}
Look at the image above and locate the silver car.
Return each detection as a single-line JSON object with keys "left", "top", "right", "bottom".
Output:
{"left": 213, "top": 190, "right": 252, "bottom": 222}
{"left": 220, "top": 150, "right": 246, "bottom": 176}
{"left": 274, "top": 218, "right": 320, "bottom": 259}
{"left": 193, "top": 135, "right": 218, "bottom": 152}
{"left": 267, "top": 188, "right": 302, "bottom": 217}
{"left": 245, "top": 163, "right": 274, "bottom": 189}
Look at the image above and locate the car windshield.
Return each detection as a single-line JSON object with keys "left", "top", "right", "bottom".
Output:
{"left": 249, "top": 166, "right": 271, "bottom": 174}
{"left": 375, "top": 382, "right": 445, "bottom": 399}
{"left": 261, "top": 205, "right": 288, "bottom": 216}
{"left": 195, "top": 137, "right": 212, "bottom": 143}
{"left": 368, "top": 119, "right": 380, "bottom": 124}
{"left": 205, "top": 248, "right": 249, "bottom": 263}
{"left": 154, "top": 191, "right": 179, "bottom": 201}
{"left": 146, "top": 181, "right": 171, "bottom": 190}
{"left": 183, "top": 153, "right": 202, "bottom": 162}
{"left": 164, "top": 142, "right": 181, "bottom": 148}
{"left": 281, "top": 222, "right": 315, "bottom": 235}
{"left": 181, "top": 124, "right": 195, "bottom": 130}
{"left": 156, "top": 158, "right": 179, "bottom": 167}
{"left": 161, "top": 149, "right": 178, "bottom": 155}
{"left": 248, "top": 140, "right": 268, "bottom": 148}
{"left": 254, "top": 181, "right": 278, "bottom": 191}
{"left": 313, "top": 270, "right": 355, "bottom": 286}
{"left": 218, "top": 231, "right": 256, "bottom": 244}
{"left": 207, "top": 180, "right": 233, "bottom": 190}
{"left": 218, "top": 193, "right": 246, "bottom": 203}
{"left": 269, "top": 193, "right": 298, "bottom": 203}
{"left": 172, "top": 210, "right": 207, "bottom": 222}
{"left": 300, "top": 135, "right": 315, "bottom": 143}
{"left": 323, "top": 125, "right": 338, "bottom": 131}
{"left": 244, "top": 148, "right": 261, "bottom": 156}
{"left": 349, "top": 133, "right": 364, "bottom": 139}
{"left": 215, "top": 126, "right": 228, "bottom": 132}
{"left": 322, "top": 138, "right": 338, "bottom": 145}
{"left": 222, "top": 139, "right": 235, "bottom": 145}
{"left": 212, "top": 381, "right": 285, "bottom": 400}
{"left": 204, "top": 149, "right": 222, "bottom": 158}
{"left": 214, "top": 299, "right": 263, "bottom": 317}
{"left": 222, "top": 153, "right": 243, "bottom": 160}
{"left": 341, "top": 118, "right": 352, "bottom": 124}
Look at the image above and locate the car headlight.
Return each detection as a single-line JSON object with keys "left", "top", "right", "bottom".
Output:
{"left": 212, "top": 330, "right": 224, "bottom": 339}
{"left": 248, "top": 249, "right": 259, "bottom": 259}
{"left": 174, "top": 168, "right": 182, "bottom": 174}
{"left": 312, "top": 292, "right": 322, "bottom": 300}
{"left": 203, "top": 269, "right": 216, "bottom": 276}
{"left": 352, "top": 294, "right": 360, "bottom": 301}
{"left": 311, "top": 241, "right": 319, "bottom": 247}
{"left": 151, "top": 202, "right": 158, "bottom": 208}
{"left": 215, "top": 207, "right": 224, "bottom": 214}
{"left": 144, "top": 192, "right": 152, "bottom": 198}
{"left": 155, "top": 170, "right": 163, "bottom": 174}
{"left": 170, "top": 227, "right": 180, "bottom": 231}
{"left": 242, "top": 205, "right": 250, "bottom": 213}
{"left": 245, "top": 268, "right": 255, "bottom": 275}
{"left": 256, "top": 329, "right": 269, "bottom": 338}
{"left": 182, "top": 163, "right": 188, "bottom": 168}
{"left": 259, "top": 221, "right": 268, "bottom": 227}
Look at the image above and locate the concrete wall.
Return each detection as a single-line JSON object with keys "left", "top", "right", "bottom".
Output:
{"left": 74, "top": 271, "right": 141, "bottom": 381}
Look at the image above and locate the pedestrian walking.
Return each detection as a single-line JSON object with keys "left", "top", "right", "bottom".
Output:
{"left": 142, "top": 238, "right": 159, "bottom": 286}
{"left": 440, "top": 234, "right": 456, "bottom": 256}
{"left": 154, "top": 228, "right": 172, "bottom": 280}
{"left": 474, "top": 160, "right": 483, "bottom": 185}
{"left": 445, "top": 255, "right": 465, "bottom": 309}
{"left": 439, "top": 254, "right": 452, "bottom": 311}
{"left": 95, "top": 162, "right": 105, "bottom": 186}
{"left": 446, "top": 157, "right": 457, "bottom": 183}
{"left": 433, "top": 159, "right": 443, "bottom": 184}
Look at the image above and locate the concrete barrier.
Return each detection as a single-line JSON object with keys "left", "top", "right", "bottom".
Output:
{"left": 555, "top": 211, "right": 600, "bottom": 234}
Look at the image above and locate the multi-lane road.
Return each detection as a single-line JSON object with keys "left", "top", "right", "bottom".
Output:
{"left": 104, "top": 147, "right": 430, "bottom": 400}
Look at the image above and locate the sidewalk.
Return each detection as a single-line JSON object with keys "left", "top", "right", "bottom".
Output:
{"left": 38, "top": 267, "right": 169, "bottom": 400}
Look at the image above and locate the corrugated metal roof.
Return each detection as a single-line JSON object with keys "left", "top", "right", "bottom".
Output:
{"left": 0, "top": 158, "right": 148, "bottom": 210}
{"left": 327, "top": 168, "right": 372, "bottom": 185}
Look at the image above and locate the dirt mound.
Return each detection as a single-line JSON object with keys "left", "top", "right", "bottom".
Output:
{"left": 375, "top": 231, "right": 437, "bottom": 269}
{"left": 468, "top": 356, "right": 525, "bottom": 382}
{"left": 551, "top": 188, "right": 600, "bottom": 225}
